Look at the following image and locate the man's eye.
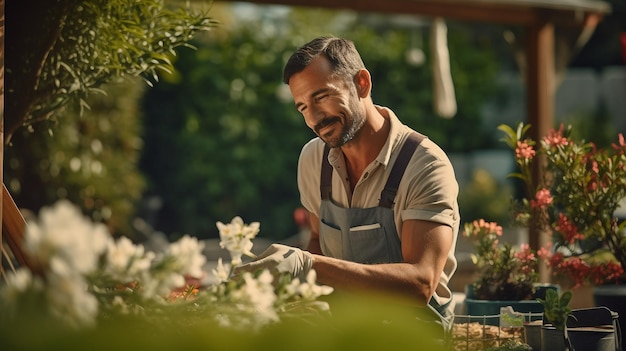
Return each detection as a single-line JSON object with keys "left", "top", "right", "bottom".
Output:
{"left": 316, "top": 94, "right": 328, "bottom": 101}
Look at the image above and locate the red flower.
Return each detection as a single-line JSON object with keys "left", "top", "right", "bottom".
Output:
{"left": 554, "top": 214, "right": 584, "bottom": 244}
{"left": 500, "top": 122, "right": 626, "bottom": 290}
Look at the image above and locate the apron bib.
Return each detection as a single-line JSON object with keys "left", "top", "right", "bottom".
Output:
{"left": 317, "top": 133, "right": 452, "bottom": 337}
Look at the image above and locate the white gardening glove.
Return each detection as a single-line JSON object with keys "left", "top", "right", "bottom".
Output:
{"left": 234, "top": 244, "right": 313, "bottom": 280}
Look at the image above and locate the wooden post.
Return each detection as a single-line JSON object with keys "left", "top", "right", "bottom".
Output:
{"left": 525, "top": 14, "right": 555, "bottom": 283}
{"left": 2, "top": 184, "right": 31, "bottom": 269}
{"left": 1, "top": 0, "right": 5, "bottom": 273}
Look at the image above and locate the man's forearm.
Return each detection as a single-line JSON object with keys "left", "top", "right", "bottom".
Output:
{"left": 311, "top": 254, "right": 431, "bottom": 306}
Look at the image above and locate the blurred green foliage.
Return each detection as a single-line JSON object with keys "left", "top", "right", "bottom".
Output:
{"left": 0, "top": 292, "right": 446, "bottom": 351}
{"left": 5, "top": 80, "right": 147, "bottom": 237}
{"left": 459, "top": 168, "right": 515, "bottom": 226}
{"left": 139, "top": 26, "right": 312, "bottom": 240}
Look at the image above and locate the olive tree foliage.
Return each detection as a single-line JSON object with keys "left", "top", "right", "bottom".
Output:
{"left": 4, "top": 0, "right": 216, "bottom": 236}
{"left": 5, "top": 0, "right": 217, "bottom": 143}
{"left": 139, "top": 8, "right": 499, "bottom": 240}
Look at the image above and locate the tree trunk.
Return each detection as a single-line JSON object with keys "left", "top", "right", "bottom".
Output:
{"left": 5, "top": 0, "right": 72, "bottom": 143}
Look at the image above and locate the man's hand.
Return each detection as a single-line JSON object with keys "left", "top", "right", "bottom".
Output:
{"left": 234, "top": 244, "right": 313, "bottom": 280}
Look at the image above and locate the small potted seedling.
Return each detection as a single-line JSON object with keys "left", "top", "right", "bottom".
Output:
{"left": 538, "top": 289, "right": 572, "bottom": 351}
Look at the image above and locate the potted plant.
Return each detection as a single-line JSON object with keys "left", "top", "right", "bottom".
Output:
{"left": 538, "top": 289, "right": 573, "bottom": 351}
{"left": 499, "top": 123, "right": 626, "bottom": 322}
{"left": 462, "top": 219, "right": 551, "bottom": 321}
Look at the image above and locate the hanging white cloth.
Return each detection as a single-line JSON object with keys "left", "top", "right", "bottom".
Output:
{"left": 431, "top": 17, "right": 457, "bottom": 119}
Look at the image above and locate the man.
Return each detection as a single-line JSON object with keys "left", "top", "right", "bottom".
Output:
{"left": 237, "top": 36, "right": 459, "bottom": 328}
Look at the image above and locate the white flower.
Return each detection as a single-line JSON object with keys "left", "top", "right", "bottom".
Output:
{"left": 141, "top": 268, "right": 186, "bottom": 298}
{"left": 211, "top": 257, "right": 230, "bottom": 283}
{"left": 242, "top": 270, "right": 279, "bottom": 324}
{"left": 220, "top": 270, "right": 279, "bottom": 331}
{"left": 4, "top": 206, "right": 334, "bottom": 332}
{"left": 216, "top": 216, "right": 259, "bottom": 265}
{"left": 283, "top": 276, "right": 302, "bottom": 297}
{"left": 133, "top": 235, "right": 206, "bottom": 298}
{"left": 46, "top": 257, "right": 99, "bottom": 328}
{"left": 104, "top": 236, "right": 155, "bottom": 283}
{"left": 166, "top": 234, "right": 206, "bottom": 278}
{"left": 4, "top": 268, "right": 35, "bottom": 292}
{"left": 297, "top": 270, "right": 334, "bottom": 301}
{"left": 1, "top": 268, "right": 44, "bottom": 305}
{"left": 24, "top": 200, "right": 109, "bottom": 274}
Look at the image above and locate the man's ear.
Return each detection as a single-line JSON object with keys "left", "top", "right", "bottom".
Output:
{"left": 353, "top": 69, "right": 372, "bottom": 98}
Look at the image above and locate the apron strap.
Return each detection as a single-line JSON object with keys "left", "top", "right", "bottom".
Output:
{"left": 379, "top": 133, "right": 426, "bottom": 208}
{"left": 320, "top": 144, "right": 332, "bottom": 200}
{"left": 320, "top": 132, "right": 426, "bottom": 204}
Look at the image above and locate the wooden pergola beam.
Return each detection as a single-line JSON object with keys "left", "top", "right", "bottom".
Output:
{"left": 217, "top": 0, "right": 609, "bottom": 26}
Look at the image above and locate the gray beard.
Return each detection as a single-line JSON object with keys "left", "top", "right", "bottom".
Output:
{"left": 326, "top": 106, "right": 366, "bottom": 148}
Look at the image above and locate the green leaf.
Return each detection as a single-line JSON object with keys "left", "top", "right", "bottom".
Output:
{"left": 559, "top": 291, "right": 573, "bottom": 307}
{"left": 497, "top": 124, "right": 518, "bottom": 148}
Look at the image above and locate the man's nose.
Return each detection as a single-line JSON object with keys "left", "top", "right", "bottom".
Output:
{"left": 305, "top": 105, "right": 325, "bottom": 126}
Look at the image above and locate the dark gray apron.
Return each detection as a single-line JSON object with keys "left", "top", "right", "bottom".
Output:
{"left": 317, "top": 133, "right": 452, "bottom": 337}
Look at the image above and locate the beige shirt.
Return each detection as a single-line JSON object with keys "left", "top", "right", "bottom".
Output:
{"left": 297, "top": 106, "right": 460, "bottom": 305}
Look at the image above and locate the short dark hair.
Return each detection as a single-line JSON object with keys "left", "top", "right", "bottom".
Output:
{"left": 282, "top": 36, "right": 366, "bottom": 84}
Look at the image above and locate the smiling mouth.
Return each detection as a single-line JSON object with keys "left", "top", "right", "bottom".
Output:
{"left": 315, "top": 117, "right": 340, "bottom": 135}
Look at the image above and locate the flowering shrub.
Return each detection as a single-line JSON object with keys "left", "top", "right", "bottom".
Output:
{"left": 463, "top": 219, "right": 539, "bottom": 300}
{"left": 499, "top": 122, "right": 626, "bottom": 288}
{"left": 0, "top": 200, "right": 333, "bottom": 331}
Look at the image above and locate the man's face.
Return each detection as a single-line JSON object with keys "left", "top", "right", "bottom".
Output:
{"left": 288, "top": 56, "right": 365, "bottom": 148}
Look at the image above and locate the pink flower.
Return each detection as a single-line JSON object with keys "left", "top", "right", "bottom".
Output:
{"left": 537, "top": 242, "right": 552, "bottom": 260}
{"left": 476, "top": 219, "right": 502, "bottom": 236}
{"left": 612, "top": 133, "right": 625, "bottom": 153}
{"left": 515, "top": 244, "right": 538, "bottom": 275}
{"left": 543, "top": 124, "right": 569, "bottom": 147}
{"left": 515, "top": 140, "right": 536, "bottom": 160}
{"left": 530, "top": 188, "right": 552, "bottom": 209}
{"left": 463, "top": 219, "right": 502, "bottom": 241}
{"left": 515, "top": 243, "right": 536, "bottom": 262}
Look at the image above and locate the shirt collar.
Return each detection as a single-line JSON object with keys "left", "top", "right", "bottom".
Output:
{"left": 374, "top": 105, "right": 404, "bottom": 168}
